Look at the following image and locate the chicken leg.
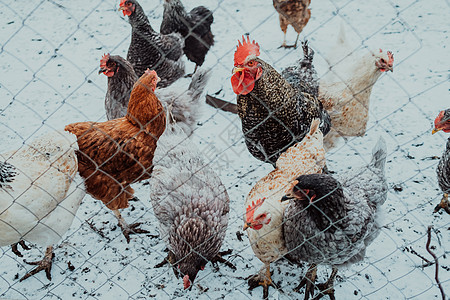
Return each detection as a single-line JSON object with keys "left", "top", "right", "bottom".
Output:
{"left": 434, "top": 193, "right": 450, "bottom": 214}
{"left": 278, "top": 32, "right": 300, "bottom": 49}
{"left": 313, "top": 267, "right": 338, "bottom": 300}
{"left": 20, "top": 246, "right": 54, "bottom": 282}
{"left": 248, "top": 264, "right": 276, "bottom": 299}
{"left": 294, "top": 263, "right": 317, "bottom": 300}
{"left": 113, "top": 210, "right": 150, "bottom": 243}
{"left": 11, "top": 240, "right": 31, "bottom": 257}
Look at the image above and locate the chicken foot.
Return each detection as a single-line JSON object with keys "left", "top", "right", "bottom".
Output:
{"left": 210, "top": 249, "right": 236, "bottom": 270}
{"left": 434, "top": 193, "right": 450, "bottom": 214}
{"left": 155, "top": 250, "right": 179, "bottom": 278}
{"left": 113, "top": 210, "right": 150, "bottom": 243}
{"left": 278, "top": 33, "right": 300, "bottom": 49}
{"left": 247, "top": 264, "right": 277, "bottom": 299}
{"left": 294, "top": 263, "right": 317, "bottom": 300}
{"left": 20, "top": 246, "right": 54, "bottom": 282}
{"left": 312, "top": 267, "right": 338, "bottom": 300}
{"left": 11, "top": 240, "right": 31, "bottom": 257}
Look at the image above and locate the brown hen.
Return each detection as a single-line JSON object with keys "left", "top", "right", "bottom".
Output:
{"left": 65, "top": 70, "right": 166, "bottom": 242}
{"left": 273, "top": 0, "right": 311, "bottom": 49}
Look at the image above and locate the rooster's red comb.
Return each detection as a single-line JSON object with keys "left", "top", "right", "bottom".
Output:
{"left": 100, "top": 53, "right": 110, "bottom": 68}
{"left": 119, "top": 0, "right": 126, "bottom": 6}
{"left": 246, "top": 198, "right": 265, "bottom": 223}
{"left": 387, "top": 51, "right": 394, "bottom": 66}
{"left": 234, "top": 35, "right": 260, "bottom": 66}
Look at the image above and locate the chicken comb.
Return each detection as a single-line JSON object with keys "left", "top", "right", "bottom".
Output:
{"left": 246, "top": 198, "right": 265, "bottom": 222}
{"left": 435, "top": 110, "right": 445, "bottom": 127}
{"left": 387, "top": 51, "right": 394, "bottom": 66}
{"left": 119, "top": 0, "right": 126, "bottom": 6}
{"left": 100, "top": 53, "right": 110, "bottom": 68}
{"left": 144, "top": 69, "right": 158, "bottom": 78}
{"left": 234, "top": 35, "right": 260, "bottom": 66}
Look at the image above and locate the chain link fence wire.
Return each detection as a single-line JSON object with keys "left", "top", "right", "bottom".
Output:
{"left": 0, "top": 0, "right": 449, "bottom": 299}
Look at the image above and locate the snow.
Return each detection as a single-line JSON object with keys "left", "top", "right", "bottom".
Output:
{"left": 0, "top": 0, "right": 449, "bottom": 299}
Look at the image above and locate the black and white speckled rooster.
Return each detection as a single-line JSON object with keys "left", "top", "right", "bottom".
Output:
{"left": 281, "top": 137, "right": 388, "bottom": 299}
{"left": 119, "top": 0, "right": 185, "bottom": 87}
{"left": 160, "top": 0, "right": 214, "bottom": 75}
{"left": 99, "top": 53, "right": 207, "bottom": 136}
{"left": 0, "top": 131, "right": 85, "bottom": 281}
{"left": 231, "top": 36, "right": 330, "bottom": 167}
{"left": 432, "top": 108, "right": 450, "bottom": 214}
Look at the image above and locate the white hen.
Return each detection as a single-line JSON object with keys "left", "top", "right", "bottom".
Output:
{"left": 0, "top": 131, "right": 85, "bottom": 281}
{"left": 319, "top": 23, "right": 394, "bottom": 149}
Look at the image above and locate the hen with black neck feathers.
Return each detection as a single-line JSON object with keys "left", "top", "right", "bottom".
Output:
{"left": 120, "top": 0, "right": 184, "bottom": 87}
{"left": 282, "top": 137, "right": 388, "bottom": 299}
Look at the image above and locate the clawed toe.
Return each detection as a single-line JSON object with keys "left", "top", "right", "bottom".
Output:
{"left": 119, "top": 222, "right": 150, "bottom": 243}
{"left": 20, "top": 246, "right": 54, "bottom": 282}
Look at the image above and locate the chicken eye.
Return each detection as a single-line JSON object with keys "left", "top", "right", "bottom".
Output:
{"left": 380, "top": 59, "right": 386, "bottom": 63}
{"left": 247, "top": 61, "right": 255, "bottom": 67}
{"left": 256, "top": 213, "right": 266, "bottom": 220}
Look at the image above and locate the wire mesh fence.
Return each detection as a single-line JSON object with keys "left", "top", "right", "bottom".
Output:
{"left": 0, "top": 0, "right": 449, "bottom": 299}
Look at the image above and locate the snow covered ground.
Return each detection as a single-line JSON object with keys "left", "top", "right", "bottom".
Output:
{"left": 0, "top": 0, "right": 448, "bottom": 299}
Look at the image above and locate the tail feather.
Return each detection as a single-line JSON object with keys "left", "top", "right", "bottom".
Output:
{"left": 164, "top": 69, "right": 210, "bottom": 135}
{"left": 370, "top": 137, "right": 387, "bottom": 174}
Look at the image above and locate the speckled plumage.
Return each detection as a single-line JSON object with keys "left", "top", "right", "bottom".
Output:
{"left": 273, "top": 0, "right": 311, "bottom": 40}
{"left": 104, "top": 55, "right": 138, "bottom": 120}
{"left": 283, "top": 137, "right": 387, "bottom": 268}
{"left": 237, "top": 58, "right": 329, "bottom": 166}
{"left": 437, "top": 138, "right": 450, "bottom": 195}
{"left": 125, "top": 0, "right": 184, "bottom": 87}
{"left": 160, "top": 0, "right": 214, "bottom": 68}
{"left": 150, "top": 125, "right": 229, "bottom": 285}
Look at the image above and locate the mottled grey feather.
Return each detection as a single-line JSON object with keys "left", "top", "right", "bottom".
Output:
{"left": 283, "top": 137, "right": 387, "bottom": 267}
{"left": 437, "top": 138, "right": 450, "bottom": 194}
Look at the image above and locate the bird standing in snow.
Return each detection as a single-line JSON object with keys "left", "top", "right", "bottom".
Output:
{"left": 119, "top": 0, "right": 185, "bottom": 87}
{"left": 0, "top": 131, "right": 85, "bottom": 281}
{"left": 243, "top": 119, "right": 326, "bottom": 298}
{"left": 432, "top": 109, "right": 450, "bottom": 214}
{"left": 149, "top": 72, "right": 233, "bottom": 290}
{"left": 319, "top": 24, "right": 394, "bottom": 149}
{"left": 160, "top": 0, "right": 214, "bottom": 76}
{"left": 281, "top": 137, "right": 388, "bottom": 299}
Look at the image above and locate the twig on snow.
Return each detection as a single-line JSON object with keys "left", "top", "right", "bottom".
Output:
{"left": 426, "top": 226, "right": 446, "bottom": 300}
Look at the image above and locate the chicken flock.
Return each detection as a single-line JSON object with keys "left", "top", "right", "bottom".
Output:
{"left": 0, "top": 1, "right": 447, "bottom": 300}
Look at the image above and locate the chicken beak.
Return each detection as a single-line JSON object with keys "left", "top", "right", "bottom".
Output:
{"left": 243, "top": 223, "right": 250, "bottom": 231}
{"left": 388, "top": 66, "right": 394, "bottom": 72}
{"left": 232, "top": 67, "right": 245, "bottom": 74}
{"left": 98, "top": 68, "right": 107, "bottom": 74}
{"left": 118, "top": 6, "right": 125, "bottom": 11}
{"left": 432, "top": 127, "right": 441, "bottom": 134}
{"left": 281, "top": 195, "right": 293, "bottom": 202}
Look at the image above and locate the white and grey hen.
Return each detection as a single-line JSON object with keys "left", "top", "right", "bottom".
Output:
{"left": 149, "top": 72, "right": 231, "bottom": 290}
{"left": 282, "top": 137, "right": 388, "bottom": 299}
{"left": 0, "top": 131, "right": 85, "bottom": 281}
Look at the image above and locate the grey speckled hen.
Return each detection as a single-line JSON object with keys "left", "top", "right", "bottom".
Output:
{"left": 120, "top": 0, "right": 184, "bottom": 87}
{"left": 282, "top": 137, "right": 387, "bottom": 299}
{"left": 149, "top": 125, "right": 230, "bottom": 289}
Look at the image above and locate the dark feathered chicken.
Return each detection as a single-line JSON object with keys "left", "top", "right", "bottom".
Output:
{"left": 119, "top": 0, "right": 184, "bottom": 87}
{"left": 160, "top": 0, "right": 214, "bottom": 75}
{"left": 281, "top": 137, "right": 387, "bottom": 299}
{"left": 432, "top": 109, "right": 450, "bottom": 214}
{"left": 230, "top": 36, "right": 330, "bottom": 166}
{"left": 100, "top": 54, "right": 138, "bottom": 120}
{"left": 99, "top": 53, "right": 207, "bottom": 136}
